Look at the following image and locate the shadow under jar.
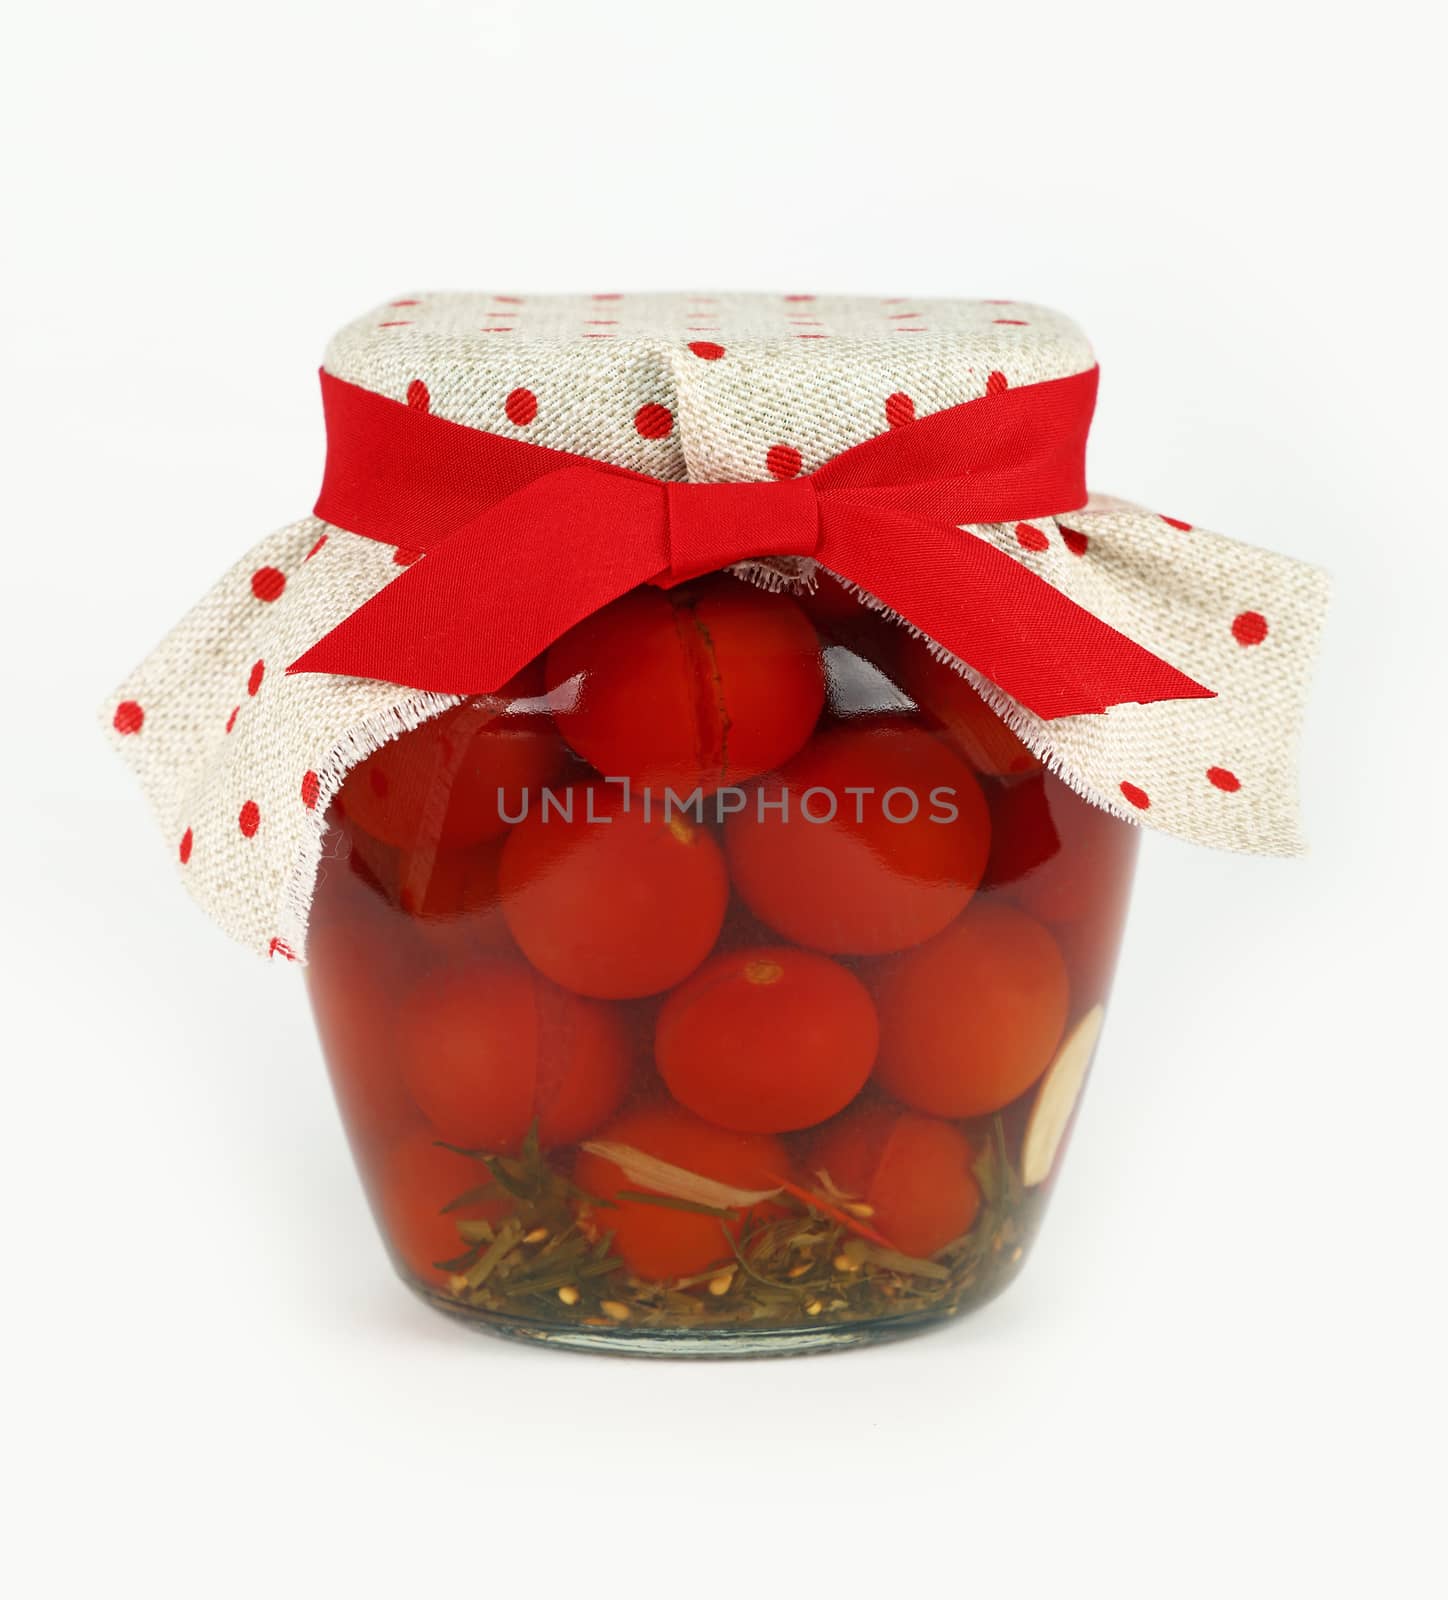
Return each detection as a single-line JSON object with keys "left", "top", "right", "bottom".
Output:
{"left": 305, "top": 571, "right": 1138, "bottom": 1356}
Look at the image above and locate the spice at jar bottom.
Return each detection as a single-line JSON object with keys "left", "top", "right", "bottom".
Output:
{"left": 104, "top": 291, "right": 1328, "bottom": 1356}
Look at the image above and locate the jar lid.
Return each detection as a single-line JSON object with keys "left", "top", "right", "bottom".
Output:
{"left": 325, "top": 292, "right": 1096, "bottom": 481}
{"left": 104, "top": 290, "right": 1329, "bottom": 960}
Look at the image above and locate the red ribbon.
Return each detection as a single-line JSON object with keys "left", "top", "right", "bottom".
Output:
{"left": 288, "top": 367, "right": 1212, "bottom": 720}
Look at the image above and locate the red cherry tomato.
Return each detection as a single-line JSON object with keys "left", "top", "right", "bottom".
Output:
{"left": 572, "top": 1102, "right": 787, "bottom": 1280}
{"left": 545, "top": 576, "right": 825, "bottom": 790}
{"left": 874, "top": 902, "right": 1069, "bottom": 1117}
{"left": 809, "top": 1105, "right": 980, "bottom": 1259}
{"left": 377, "top": 1130, "right": 513, "bottom": 1285}
{"left": 896, "top": 647, "right": 1041, "bottom": 778}
{"left": 656, "top": 946, "right": 878, "bottom": 1132}
{"left": 338, "top": 692, "right": 565, "bottom": 852}
{"left": 499, "top": 786, "right": 728, "bottom": 997}
{"left": 724, "top": 725, "right": 991, "bottom": 954}
{"left": 395, "top": 959, "right": 631, "bottom": 1152}
{"left": 306, "top": 914, "right": 419, "bottom": 1155}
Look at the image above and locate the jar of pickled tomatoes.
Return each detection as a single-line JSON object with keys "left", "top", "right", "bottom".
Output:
{"left": 306, "top": 572, "right": 1137, "bottom": 1351}
{"left": 105, "top": 292, "right": 1327, "bottom": 1356}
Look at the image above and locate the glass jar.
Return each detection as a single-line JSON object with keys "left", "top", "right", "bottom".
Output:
{"left": 305, "top": 570, "right": 1137, "bottom": 1355}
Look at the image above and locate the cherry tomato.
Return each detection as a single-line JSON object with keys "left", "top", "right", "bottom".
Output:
{"left": 545, "top": 576, "right": 824, "bottom": 790}
{"left": 656, "top": 946, "right": 878, "bottom": 1132}
{"left": 338, "top": 690, "right": 565, "bottom": 852}
{"left": 572, "top": 1102, "right": 787, "bottom": 1280}
{"left": 395, "top": 959, "right": 631, "bottom": 1152}
{"left": 874, "top": 902, "right": 1069, "bottom": 1117}
{"left": 724, "top": 725, "right": 991, "bottom": 954}
{"left": 896, "top": 647, "right": 1041, "bottom": 778}
{"left": 377, "top": 1130, "right": 513, "bottom": 1285}
{"left": 808, "top": 1105, "right": 980, "bottom": 1259}
{"left": 306, "top": 913, "right": 418, "bottom": 1155}
{"left": 499, "top": 786, "right": 728, "bottom": 997}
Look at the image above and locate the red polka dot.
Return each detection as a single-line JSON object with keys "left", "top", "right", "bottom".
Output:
{"left": 406, "top": 379, "right": 431, "bottom": 412}
{"left": 993, "top": 319, "right": 1029, "bottom": 326}
{"left": 269, "top": 937, "right": 297, "bottom": 962}
{"left": 887, "top": 312, "right": 921, "bottom": 321}
{"left": 1232, "top": 610, "right": 1268, "bottom": 647}
{"left": 247, "top": 660, "right": 265, "bottom": 697}
{"left": 635, "top": 403, "right": 673, "bottom": 439}
{"left": 1207, "top": 767, "right": 1241, "bottom": 792}
{"left": 495, "top": 295, "right": 524, "bottom": 304}
{"left": 784, "top": 294, "right": 816, "bottom": 302}
{"left": 225, "top": 705, "right": 239, "bottom": 733}
{"left": 378, "top": 321, "right": 411, "bottom": 328}
{"left": 250, "top": 566, "right": 286, "bottom": 602}
{"left": 505, "top": 387, "right": 538, "bottom": 426}
{"left": 986, "top": 371, "right": 1009, "bottom": 396}
{"left": 593, "top": 293, "right": 623, "bottom": 300}
{"left": 1060, "top": 525, "right": 1089, "bottom": 556}
{"left": 885, "top": 392, "right": 916, "bottom": 429}
{"left": 1161, "top": 515, "right": 1193, "bottom": 531}
{"left": 1119, "top": 782, "right": 1150, "bottom": 810}
{"left": 393, "top": 546, "right": 422, "bottom": 567}
{"left": 305, "top": 534, "right": 328, "bottom": 561}
{"left": 301, "top": 770, "right": 320, "bottom": 809}
{"left": 688, "top": 341, "right": 726, "bottom": 360}
{"left": 1015, "top": 522, "right": 1050, "bottom": 552}
{"left": 390, "top": 299, "right": 419, "bottom": 307}
{"left": 178, "top": 828, "right": 193, "bottom": 865}
{"left": 239, "top": 800, "right": 261, "bottom": 838}
{"left": 766, "top": 444, "right": 803, "bottom": 480}
{"left": 113, "top": 700, "right": 144, "bottom": 735}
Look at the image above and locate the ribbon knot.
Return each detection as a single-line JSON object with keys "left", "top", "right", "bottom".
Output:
{"left": 662, "top": 478, "right": 820, "bottom": 587}
{"left": 288, "top": 366, "right": 1213, "bottom": 720}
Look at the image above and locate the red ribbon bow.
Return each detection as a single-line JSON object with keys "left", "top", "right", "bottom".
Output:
{"left": 288, "top": 367, "right": 1212, "bottom": 720}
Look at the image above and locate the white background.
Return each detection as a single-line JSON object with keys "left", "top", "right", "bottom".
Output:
{"left": 3, "top": 2, "right": 1443, "bottom": 1595}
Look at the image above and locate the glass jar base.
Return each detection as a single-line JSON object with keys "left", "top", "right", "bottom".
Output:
{"left": 409, "top": 1278, "right": 987, "bottom": 1359}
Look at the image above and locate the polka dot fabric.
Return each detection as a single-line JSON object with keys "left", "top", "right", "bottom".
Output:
{"left": 322, "top": 292, "right": 1095, "bottom": 483}
{"left": 103, "top": 292, "right": 1328, "bottom": 959}
{"left": 916, "top": 492, "right": 1329, "bottom": 847}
